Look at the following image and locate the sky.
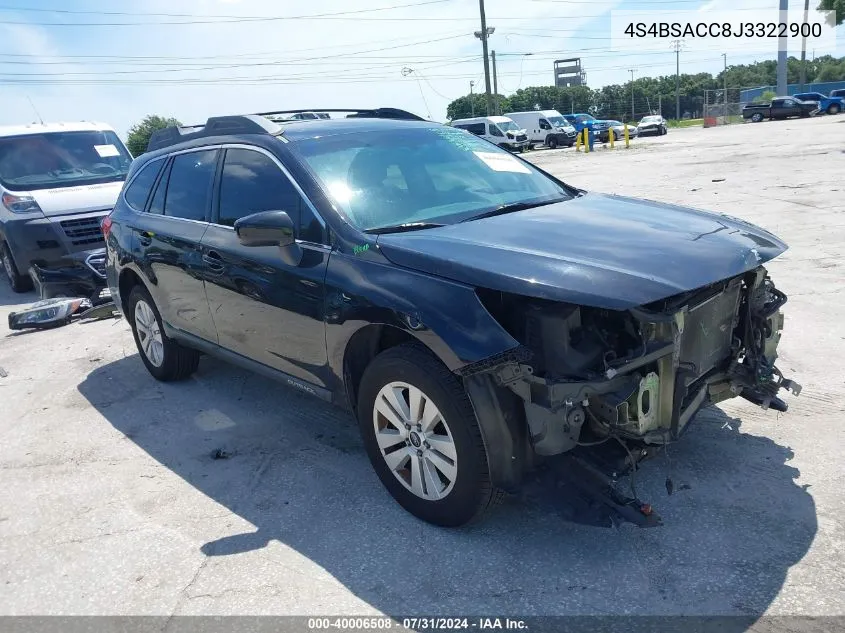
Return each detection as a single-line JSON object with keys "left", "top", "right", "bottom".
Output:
{"left": 0, "top": 0, "right": 842, "bottom": 135}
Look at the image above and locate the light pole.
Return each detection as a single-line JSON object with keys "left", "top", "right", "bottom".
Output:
{"left": 722, "top": 53, "right": 728, "bottom": 109}
{"left": 777, "top": 0, "right": 788, "bottom": 95}
{"left": 799, "top": 0, "right": 810, "bottom": 91}
{"left": 671, "top": 39, "right": 684, "bottom": 120}
{"left": 629, "top": 69, "right": 636, "bottom": 120}
{"left": 491, "top": 50, "right": 499, "bottom": 115}
{"left": 470, "top": 80, "right": 475, "bottom": 116}
{"left": 474, "top": 0, "right": 494, "bottom": 116}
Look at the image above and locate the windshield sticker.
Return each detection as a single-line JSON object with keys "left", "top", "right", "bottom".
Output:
{"left": 472, "top": 151, "right": 531, "bottom": 174}
{"left": 94, "top": 144, "right": 120, "bottom": 158}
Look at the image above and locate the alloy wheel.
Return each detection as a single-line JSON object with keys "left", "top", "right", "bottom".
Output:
{"left": 372, "top": 381, "right": 457, "bottom": 501}
{"left": 134, "top": 299, "right": 164, "bottom": 367}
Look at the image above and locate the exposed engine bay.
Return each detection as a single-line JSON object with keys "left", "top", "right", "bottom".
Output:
{"left": 474, "top": 266, "right": 802, "bottom": 457}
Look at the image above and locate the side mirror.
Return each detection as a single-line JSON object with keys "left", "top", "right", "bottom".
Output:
{"left": 234, "top": 210, "right": 302, "bottom": 266}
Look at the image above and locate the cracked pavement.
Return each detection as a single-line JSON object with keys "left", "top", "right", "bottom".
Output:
{"left": 0, "top": 116, "right": 843, "bottom": 619}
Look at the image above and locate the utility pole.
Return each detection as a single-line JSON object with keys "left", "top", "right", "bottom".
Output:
{"left": 799, "top": 0, "right": 810, "bottom": 91}
{"left": 475, "top": 0, "right": 494, "bottom": 116}
{"left": 470, "top": 80, "right": 475, "bottom": 116}
{"left": 722, "top": 53, "right": 728, "bottom": 108}
{"left": 629, "top": 69, "right": 636, "bottom": 120}
{"left": 776, "top": 0, "right": 788, "bottom": 95}
{"left": 492, "top": 50, "right": 499, "bottom": 115}
{"left": 671, "top": 39, "right": 683, "bottom": 121}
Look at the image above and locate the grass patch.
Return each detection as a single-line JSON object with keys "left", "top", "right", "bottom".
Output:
{"left": 667, "top": 118, "right": 704, "bottom": 128}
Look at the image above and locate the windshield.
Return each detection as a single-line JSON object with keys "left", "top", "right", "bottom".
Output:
{"left": 641, "top": 116, "right": 661, "bottom": 123}
{"left": 577, "top": 114, "right": 596, "bottom": 123}
{"left": 0, "top": 130, "right": 132, "bottom": 192}
{"left": 608, "top": 121, "right": 623, "bottom": 126}
{"left": 547, "top": 116, "right": 569, "bottom": 127}
{"left": 497, "top": 120, "right": 519, "bottom": 132}
{"left": 294, "top": 126, "right": 572, "bottom": 231}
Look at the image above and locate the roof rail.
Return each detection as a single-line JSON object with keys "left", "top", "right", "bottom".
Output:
{"left": 145, "top": 115, "right": 283, "bottom": 153}
{"left": 256, "top": 107, "right": 426, "bottom": 121}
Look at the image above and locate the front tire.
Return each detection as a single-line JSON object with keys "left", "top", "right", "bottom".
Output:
{"left": 546, "top": 136, "right": 558, "bottom": 150}
{"left": 1, "top": 241, "right": 33, "bottom": 293}
{"left": 127, "top": 285, "right": 199, "bottom": 381}
{"left": 828, "top": 104, "right": 840, "bottom": 115}
{"left": 356, "top": 344, "right": 501, "bottom": 527}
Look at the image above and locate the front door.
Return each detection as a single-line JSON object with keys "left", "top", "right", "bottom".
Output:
{"left": 131, "top": 148, "right": 219, "bottom": 343}
{"left": 200, "top": 146, "right": 330, "bottom": 387}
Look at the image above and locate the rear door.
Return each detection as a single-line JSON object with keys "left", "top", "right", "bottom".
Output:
{"left": 200, "top": 145, "right": 330, "bottom": 387}
{"left": 131, "top": 147, "right": 219, "bottom": 342}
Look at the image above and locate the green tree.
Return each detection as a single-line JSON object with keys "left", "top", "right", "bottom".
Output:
{"left": 753, "top": 90, "right": 777, "bottom": 103}
{"left": 446, "top": 94, "right": 508, "bottom": 120}
{"left": 126, "top": 115, "right": 181, "bottom": 156}
{"left": 818, "top": 0, "right": 844, "bottom": 25}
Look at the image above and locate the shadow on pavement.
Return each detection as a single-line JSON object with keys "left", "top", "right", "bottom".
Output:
{"left": 78, "top": 354, "right": 816, "bottom": 624}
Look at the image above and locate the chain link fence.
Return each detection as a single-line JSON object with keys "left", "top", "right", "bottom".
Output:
{"left": 703, "top": 89, "right": 744, "bottom": 127}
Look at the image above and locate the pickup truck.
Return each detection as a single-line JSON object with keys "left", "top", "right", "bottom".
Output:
{"left": 793, "top": 92, "right": 844, "bottom": 115}
{"left": 742, "top": 97, "right": 819, "bottom": 122}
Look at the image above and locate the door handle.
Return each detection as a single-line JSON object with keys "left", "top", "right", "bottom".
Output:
{"left": 202, "top": 251, "right": 226, "bottom": 271}
{"left": 134, "top": 229, "right": 153, "bottom": 246}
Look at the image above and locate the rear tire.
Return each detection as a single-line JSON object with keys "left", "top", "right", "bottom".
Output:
{"left": 356, "top": 343, "right": 502, "bottom": 527}
{"left": 1, "top": 241, "right": 33, "bottom": 293}
{"left": 751, "top": 113, "right": 763, "bottom": 123}
{"left": 127, "top": 285, "right": 199, "bottom": 382}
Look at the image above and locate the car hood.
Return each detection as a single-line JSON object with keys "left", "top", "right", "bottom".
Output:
{"left": 29, "top": 181, "right": 123, "bottom": 217}
{"left": 376, "top": 193, "right": 787, "bottom": 310}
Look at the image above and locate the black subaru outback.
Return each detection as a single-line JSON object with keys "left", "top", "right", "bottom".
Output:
{"left": 104, "top": 108, "right": 800, "bottom": 527}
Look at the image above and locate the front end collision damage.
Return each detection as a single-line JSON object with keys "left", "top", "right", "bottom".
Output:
{"left": 461, "top": 265, "right": 801, "bottom": 475}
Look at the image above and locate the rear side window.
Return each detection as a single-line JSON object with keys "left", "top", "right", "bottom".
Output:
{"left": 163, "top": 150, "right": 218, "bottom": 221}
{"left": 147, "top": 160, "right": 171, "bottom": 215}
{"left": 217, "top": 148, "right": 324, "bottom": 243}
{"left": 124, "top": 159, "right": 163, "bottom": 211}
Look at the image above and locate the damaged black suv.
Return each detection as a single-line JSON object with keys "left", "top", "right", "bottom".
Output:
{"left": 105, "top": 108, "right": 800, "bottom": 527}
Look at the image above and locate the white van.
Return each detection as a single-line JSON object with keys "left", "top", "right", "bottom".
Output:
{"left": 0, "top": 121, "right": 133, "bottom": 292}
{"left": 450, "top": 115, "right": 530, "bottom": 152}
{"left": 504, "top": 110, "right": 578, "bottom": 149}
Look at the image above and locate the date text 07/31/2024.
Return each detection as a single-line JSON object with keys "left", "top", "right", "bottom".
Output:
{"left": 307, "top": 617, "right": 529, "bottom": 630}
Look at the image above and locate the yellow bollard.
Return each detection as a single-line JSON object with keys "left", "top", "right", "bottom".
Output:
{"left": 575, "top": 129, "right": 582, "bottom": 152}
{"left": 583, "top": 128, "right": 590, "bottom": 154}
{"left": 624, "top": 123, "right": 630, "bottom": 148}
{"left": 608, "top": 127, "right": 615, "bottom": 149}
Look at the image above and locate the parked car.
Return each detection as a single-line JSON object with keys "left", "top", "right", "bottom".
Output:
{"left": 637, "top": 115, "right": 668, "bottom": 136}
{"left": 503, "top": 110, "right": 577, "bottom": 149}
{"left": 599, "top": 121, "right": 638, "bottom": 142}
{"left": 0, "top": 121, "right": 133, "bottom": 292}
{"left": 831, "top": 89, "right": 845, "bottom": 99}
{"left": 742, "top": 97, "right": 820, "bottom": 122}
{"left": 792, "top": 92, "right": 843, "bottom": 115}
{"left": 451, "top": 115, "right": 530, "bottom": 152}
{"left": 105, "top": 108, "right": 801, "bottom": 527}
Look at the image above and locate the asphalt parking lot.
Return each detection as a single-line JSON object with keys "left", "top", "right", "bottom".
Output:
{"left": 1, "top": 116, "right": 844, "bottom": 620}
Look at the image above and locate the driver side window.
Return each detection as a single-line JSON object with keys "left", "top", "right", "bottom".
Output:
{"left": 539, "top": 119, "right": 551, "bottom": 130}
{"left": 488, "top": 124, "right": 504, "bottom": 137}
{"left": 217, "top": 148, "right": 324, "bottom": 244}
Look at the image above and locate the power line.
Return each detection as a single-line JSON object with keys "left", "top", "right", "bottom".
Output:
{"left": 0, "top": 0, "right": 450, "bottom": 26}
{"left": 0, "top": 35, "right": 476, "bottom": 76}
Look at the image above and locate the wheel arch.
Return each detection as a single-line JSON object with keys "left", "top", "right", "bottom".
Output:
{"left": 117, "top": 266, "right": 150, "bottom": 322}
{"left": 342, "top": 323, "right": 436, "bottom": 414}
